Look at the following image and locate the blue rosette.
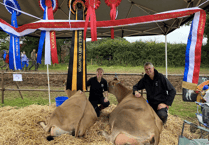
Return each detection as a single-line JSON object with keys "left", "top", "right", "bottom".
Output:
{"left": 3, "top": 0, "right": 21, "bottom": 16}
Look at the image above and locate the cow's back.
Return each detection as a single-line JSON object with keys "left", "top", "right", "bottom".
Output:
{"left": 109, "top": 93, "right": 163, "bottom": 143}
{"left": 45, "top": 91, "right": 96, "bottom": 136}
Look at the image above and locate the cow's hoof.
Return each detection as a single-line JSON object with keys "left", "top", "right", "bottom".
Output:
{"left": 46, "top": 136, "right": 54, "bottom": 141}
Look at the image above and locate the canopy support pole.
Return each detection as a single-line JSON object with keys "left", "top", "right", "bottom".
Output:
{"left": 47, "top": 64, "right": 51, "bottom": 105}
{"left": 165, "top": 35, "right": 168, "bottom": 78}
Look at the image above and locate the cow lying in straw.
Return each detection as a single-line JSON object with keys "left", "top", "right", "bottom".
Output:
{"left": 103, "top": 78, "right": 163, "bottom": 145}
{"left": 39, "top": 84, "right": 97, "bottom": 139}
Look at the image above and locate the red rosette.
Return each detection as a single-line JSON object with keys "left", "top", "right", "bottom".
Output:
{"left": 104, "top": 0, "right": 121, "bottom": 7}
{"left": 104, "top": 0, "right": 121, "bottom": 39}
{"left": 39, "top": 0, "right": 58, "bottom": 13}
{"left": 84, "top": 0, "right": 101, "bottom": 41}
{"left": 85, "top": 0, "right": 101, "bottom": 10}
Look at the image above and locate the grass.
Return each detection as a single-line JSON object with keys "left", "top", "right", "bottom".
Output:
{"left": 1, "top": 63, "right": 209, "bottom": 123}
{"left": 34, "top": 63, "right": 209, "bottom": 75}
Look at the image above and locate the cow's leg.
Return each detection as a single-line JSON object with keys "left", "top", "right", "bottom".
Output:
{"left": 39, "top": 122, "right": 51, "bottom": 133}
{"left": 39, "top": 122, "right": 48, "bottom": 132}
{"left": 50, "top": 126, "right": 73, "bottom": 137}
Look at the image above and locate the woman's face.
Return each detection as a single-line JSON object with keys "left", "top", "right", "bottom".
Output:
{"left": 97, "top": 70, "right": 103, "bottom": 79}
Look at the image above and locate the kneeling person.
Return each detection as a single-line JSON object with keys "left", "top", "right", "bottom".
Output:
{"left": 87, "top": 68, "right": 110, "bottom": 117}
{"left": 133, "top": 62, "right": 176, "bottom": 124}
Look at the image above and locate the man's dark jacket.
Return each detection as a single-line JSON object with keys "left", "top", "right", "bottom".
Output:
{"left": 133, "top": 69, "right": 176, "bottom": 107}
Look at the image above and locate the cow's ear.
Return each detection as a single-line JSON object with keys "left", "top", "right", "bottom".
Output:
{"left": 112, "top": 82, "right": 116, "bottom": 86}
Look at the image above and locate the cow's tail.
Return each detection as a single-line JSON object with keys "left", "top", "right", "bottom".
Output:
{"left": 75, "top": 93, "right": 87, "bottom": 137}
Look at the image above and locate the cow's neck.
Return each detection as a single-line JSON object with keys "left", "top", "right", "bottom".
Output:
{"left": 115, "top": 84, "right": 132, "bottom": 103}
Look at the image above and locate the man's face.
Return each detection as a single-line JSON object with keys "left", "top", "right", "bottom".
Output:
{"left": 144, "top": 65, "right": 154, "bottom": 76}
{"left": 96, "top": 70, "right": 103, "bottom": 79}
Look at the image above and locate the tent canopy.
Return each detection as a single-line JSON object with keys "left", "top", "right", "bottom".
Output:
{"left": 0, "top": 0, "right": 209, "bottom": 38}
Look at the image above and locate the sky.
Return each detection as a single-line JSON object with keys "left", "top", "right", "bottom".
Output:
{"left": 124, "top": 25, "right": 207, "bottom": 44}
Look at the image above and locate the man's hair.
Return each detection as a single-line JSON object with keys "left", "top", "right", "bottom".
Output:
{"left": 96, "top": 68, "right": 104, "bottom": 73}
{"left": 144, "top": 62, "right": 154, "bottom": 68}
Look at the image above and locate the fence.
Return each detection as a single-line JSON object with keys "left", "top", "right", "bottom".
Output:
{"left": 0, "top": 71, "right": 203, "bottom": 104}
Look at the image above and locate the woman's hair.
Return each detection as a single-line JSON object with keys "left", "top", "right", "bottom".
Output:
{"left": 96, "top": 68, "right": 104, "bottom": 73}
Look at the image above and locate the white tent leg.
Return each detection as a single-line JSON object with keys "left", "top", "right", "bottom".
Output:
{"left": 165, "top": 35, "right": 168, "bottom": 78}
{"left": 47, "top": 64, "right": 51, "bottom": 105}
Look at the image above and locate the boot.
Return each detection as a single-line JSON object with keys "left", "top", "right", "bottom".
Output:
{"left": 98, "top": 104, "right": 105, "bottom": 111}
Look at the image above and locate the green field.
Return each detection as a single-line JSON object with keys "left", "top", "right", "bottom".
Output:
{"left": 1, "top": 64, "right": 209, "bottom": 123}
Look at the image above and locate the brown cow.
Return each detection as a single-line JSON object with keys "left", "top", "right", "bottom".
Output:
{"left": 39, "top": 88, "right": 97, "bottom": 138}
{"left": 103, "top": 79, "right": 163, "bottom": 145}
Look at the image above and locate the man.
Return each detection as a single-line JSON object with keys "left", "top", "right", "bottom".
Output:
{"left": 87, "top": 68, "right": 110, "bottom": 117}
{"left": 133, "top": 62, "right": 176, "bottom": 124}
{"left": 29, "top": 49, "right": 37, "bottom": 71}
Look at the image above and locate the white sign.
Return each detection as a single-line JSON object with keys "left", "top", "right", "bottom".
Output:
{"left": 13, "top": 74, "right": 23, "bottom": 81}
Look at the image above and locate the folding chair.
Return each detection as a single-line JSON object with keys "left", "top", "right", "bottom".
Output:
{"left": 178, "top": 120, "right": 209, "bottom": 145}
{"left": 195, "top": 102, "right": 209, "bottom": 138}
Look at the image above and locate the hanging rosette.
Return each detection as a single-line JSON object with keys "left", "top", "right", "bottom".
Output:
{"left": 68, "top": 0, "right": 87, "bottom": 15}
{"left": 84, "top": 0, "right": 101, "bottom": 41}
{"left": 3, "top": 0, "right": 22, "bottom": 70}
{"left": 38, "top": 0, "right": 59, "bottom": 65}
{"left": 104, "top": 0, "right": 121, "bottom": 39}
{"left": 68, "top": 0, "right": 87, "bottom": 27}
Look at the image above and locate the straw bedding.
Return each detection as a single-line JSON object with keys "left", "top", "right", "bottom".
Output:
{"left": 0, "top": 104, "right": 201, "bottom": 145}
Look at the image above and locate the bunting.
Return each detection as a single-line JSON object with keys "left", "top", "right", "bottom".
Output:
{"left": 0, "top": 7, "right": 205, "bottom": 38}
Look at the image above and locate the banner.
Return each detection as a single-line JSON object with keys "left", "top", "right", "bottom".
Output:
{"left": 66, "top": 9, "right": 86, "bottom": 91}
{"left": 9, "top": 11, "right": 21, "bottom": 70}
{"left": 183, "top": 11, "right": 206, "bottom": 85}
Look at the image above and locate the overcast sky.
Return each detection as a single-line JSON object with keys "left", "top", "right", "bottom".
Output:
{"left": 124, "top": 25, "right": 207, "bottom": 44}
{"left": 86, "top": 25, "right": 207, "bottom": 44}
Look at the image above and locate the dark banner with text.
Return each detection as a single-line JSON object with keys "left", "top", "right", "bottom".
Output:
{"left": 66, "top": 9, "right": 86, "bottom": 91}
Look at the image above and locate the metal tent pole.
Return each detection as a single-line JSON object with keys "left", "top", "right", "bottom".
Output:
{"left": 165, "top": 35, "right": 168, "bottom": 78}
{"left": 47, "top": 64, "right": 51, "bottom": 105}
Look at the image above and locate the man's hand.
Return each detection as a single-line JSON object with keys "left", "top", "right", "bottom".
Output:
{"left": 104, "top": 97, "right": 109, "bottom": 102}
{"left": 157, "top": 103, "right": 168, "bottom": 110}
{"left": 135, "top": 91, "right": 141, "bottom": 98}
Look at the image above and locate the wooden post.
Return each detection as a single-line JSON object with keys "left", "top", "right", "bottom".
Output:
{"left": 91, "top": 59, "right": 92, "bottom": 65}
{"left": 15, "top": 82, "right": 23, "bottom": 99}
{"left": 1, "top": 71, "right": 4, "bottom": 104}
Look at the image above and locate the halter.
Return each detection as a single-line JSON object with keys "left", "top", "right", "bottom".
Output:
{"left": 108, "top": 82, "right": 121, "bottom": 88}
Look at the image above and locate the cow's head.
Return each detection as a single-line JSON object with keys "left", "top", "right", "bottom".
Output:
{"left": 108, "top": 78, "right": 122, "bottom": 94}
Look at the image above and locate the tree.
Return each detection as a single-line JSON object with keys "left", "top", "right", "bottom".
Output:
{"left": 0, "top": 31, "right": 9, "bottom": 51}
{"left": 21, "top": 36, "right": 39, "bottom": 58}
{"left": 204, "top": 11, "right": 209, "bottom": 44}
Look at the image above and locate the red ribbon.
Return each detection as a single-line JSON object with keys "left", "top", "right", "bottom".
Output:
{"left": 46, "top": 0, "right": 59, "bottom": 64}
{"left": 105, "top": 0, "right": 121, "bottom": 39}
{"left": 84, "top": 0, "right": 100, "bottom": 41}
{"left": 110, "top": 4, "right": 116, "bottom": 39}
